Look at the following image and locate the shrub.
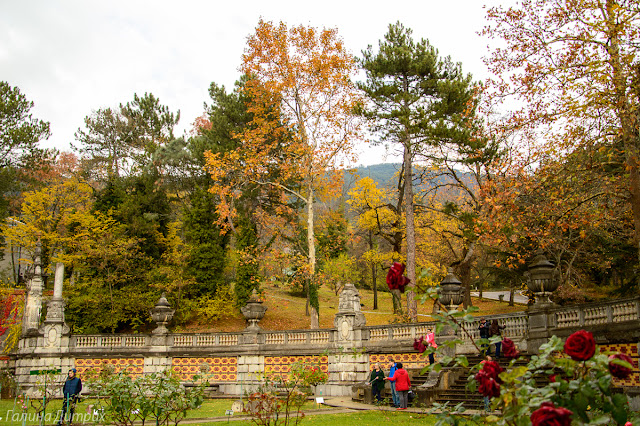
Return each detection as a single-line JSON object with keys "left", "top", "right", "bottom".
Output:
{"left": 87, "top": 370, "right": 205, "bottom": 426}
{"left": 427, "top": 293, "right": 640, "bottom": 425}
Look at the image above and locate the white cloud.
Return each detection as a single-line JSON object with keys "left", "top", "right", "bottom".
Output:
{"left": 1, "top": 0, "right": 514, "bottom": 165}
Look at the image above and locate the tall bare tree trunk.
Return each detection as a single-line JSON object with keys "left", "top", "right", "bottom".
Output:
{"left": 403, "top": 141, "right": 418, "bottom": 321}
{"left": 307, "top": 185, "right": 319, "bottom": 329}
{"left": 369, "top": 230, "right": 378, "bottom": 310}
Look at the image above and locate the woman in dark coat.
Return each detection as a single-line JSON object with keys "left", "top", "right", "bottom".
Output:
{"left": 489, "top": 319, "right": 507, "bottom": 358}
{"left": 368, "top": 363, "right": 385, "bottom": 403}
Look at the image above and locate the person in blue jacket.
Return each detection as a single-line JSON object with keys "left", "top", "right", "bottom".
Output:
{"left": 388, "top": 360, "right": 399, "bottom": 407}
{"left": 58, "top": 368, "right": 82, "bottom": 426}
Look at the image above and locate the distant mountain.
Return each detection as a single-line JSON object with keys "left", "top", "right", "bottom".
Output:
{"left": 344, "top": 163, "right": 402, "bottom": 190}
{"left": 342, "top": 163, "right": 475, "bottom": 197}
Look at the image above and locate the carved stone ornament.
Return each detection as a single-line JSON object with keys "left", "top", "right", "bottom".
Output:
{"left": 150, "top": 293, "right": 175, "bottom": 334}
{"left": 241, "top": 289, "right": 267, "bottom": 331}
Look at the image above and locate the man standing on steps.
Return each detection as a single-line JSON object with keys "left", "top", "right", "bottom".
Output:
{"left": 478, "top": 318, "right": 491, "bottom": 356}
{"left": 58, "top": 368, "right": 82, "bottom": 426}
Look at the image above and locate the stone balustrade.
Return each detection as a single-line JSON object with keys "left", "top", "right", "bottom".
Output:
{"left": 15, "top": 285, "right": 640, "bottom": 398}
{"left": 553, "top": 297, "right": 640, "bottom": 329}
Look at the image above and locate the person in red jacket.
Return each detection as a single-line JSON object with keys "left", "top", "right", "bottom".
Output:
{"left": 385, "top": 362, "right": 411, "bottom": 409}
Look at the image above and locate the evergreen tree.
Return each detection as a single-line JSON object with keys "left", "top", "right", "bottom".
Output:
{"left": 183, "top": 187, "right": 228, "bottom": 296}
{"left": 234, "top": 214, "right": 259, "bottom": 307}
{"left": 358, "top": 22, "right": 474, "bottom": 319}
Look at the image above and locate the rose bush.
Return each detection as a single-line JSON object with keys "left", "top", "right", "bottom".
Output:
{"left": 425, "top": 297, "right": 639, "bottom": 426}
{"left": 475, "top": 370, "right": 501, "bottom": 398}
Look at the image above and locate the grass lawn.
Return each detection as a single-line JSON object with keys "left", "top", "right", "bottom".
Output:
{"left": 179, "top": 282, "right": 526, "bottom": 332}
{"left": 187, "top": 410, "right": 439, "bottom": 425}
{"left": 0, "top": 398, "right": 439, "bottom": 426}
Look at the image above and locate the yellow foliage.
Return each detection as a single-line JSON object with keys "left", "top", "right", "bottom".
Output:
{"left": 2, "top": 178, "right": 93, "bottom": 271}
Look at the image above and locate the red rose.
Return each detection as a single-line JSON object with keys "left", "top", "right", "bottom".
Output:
{"left": 530, "top": 402, "right": 573, "bottom": 426}
{"left": 386, "top": 262, "right": 410, "bottom": 292}
{"left": 481, "top": 360, "right": 504, "bottom": 383}
{"left": 475, "top": 370, "right": 501, "bottom": 397}
{"left": 609, "top": 353, "right": 634, "bottom": 379}
{"left": 502, "top": 338, "right": 520, "bottom": 359}
{"left": 564, "top": 330, "right": 596, "bottom": 361}
{"left": 549, "top": 374, "right": 556, "bottom": 383}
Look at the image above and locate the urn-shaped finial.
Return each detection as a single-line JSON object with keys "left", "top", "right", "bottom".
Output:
{"left": 526, "top": 251, "right": 559, "bottom": 306}
{"left": 241, "top": 289, "right": 267, "bottom": 331}
{"left": 150, "top": 293, "right": 175, "bottom": 334}
{"left": 439, "top": 268, "right": 464, "bottom": 310}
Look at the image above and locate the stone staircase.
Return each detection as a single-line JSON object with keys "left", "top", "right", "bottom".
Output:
{"left": 432, "top": 354, "right": 533, "bottom": 410}
{"left": 352, "top": 355, "right": 544, "bottom": 409}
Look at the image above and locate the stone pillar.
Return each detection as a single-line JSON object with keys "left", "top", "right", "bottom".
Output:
{"left": 39, "top": 263, "right": 70, "bottom": 350}
{"left": 527, "top": 306, "right": 556, "bottom": 354}
{"left": 333, "top": 283, "right": 366, "bottom": 348}
{"left": 21, "top": 242, "right": 44, "bottom": 337}
{"left": 525, "top": 252, "right": 559, "bottom": 353}
{"left": 331, "top": 283, "right": 368, "bottom": 396}
{"left": 438, "top": 269, "right": 464, "bottom": 358}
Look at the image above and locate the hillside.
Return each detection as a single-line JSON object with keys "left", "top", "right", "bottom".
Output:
{"left": 177, "top": 282, "right": 526, "bottom": 333}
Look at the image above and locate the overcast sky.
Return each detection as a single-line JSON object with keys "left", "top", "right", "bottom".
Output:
{"left": 1, "top": 0, "right": 513, "bottom": 166}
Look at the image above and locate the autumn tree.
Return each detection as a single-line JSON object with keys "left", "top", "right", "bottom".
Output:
{"left": 479, "top": 145, "right": 636, "bottom": 300}
{"left": 347, "top": 176, "right": 405, "bottom": 312}
{"left": 358, "top": 22, "right": 474, "bottom": 320}
{"left": 2, "top": 177, "right": 94, "bottom": 275}
{"left": 482, "top": 0, "right": 640, "bottom": 261}
{"left": 206, "top": 20, "right": 361, "bottom": 328}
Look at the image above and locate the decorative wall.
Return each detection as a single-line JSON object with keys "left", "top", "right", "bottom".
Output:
{"left": 265, "top": 355, "right": 329, "bottom": 380}
{"left": 75, "top": 358, "right": 144, "bottom": 377}
{"left": 171, "top": 357, "right": 237, "bottom": 381}
{"left": 369, "top": 353, "right": 430, "bottom": 371}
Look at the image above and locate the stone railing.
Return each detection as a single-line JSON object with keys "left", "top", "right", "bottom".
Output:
{"left": 364, "top": 322, "right": 436, "bottom": 343}
{"left": 68, "top": 314, "right": 533, "bottom": 355}
{"left": 553, "top": 297, "right": 640, "bottom": 329}
{"left": 458, "top": 313, "right": 529, "bottom": 343}
{"left": 72, "top": 335, "right": 148, "bottom": 348}
{"left": 455, "top": 312, "right": 529, "bottom": 353}
{"left": 61, "top": 298, "right": 640, "bottom": 356}
{"left": 171, "top": 333, "right": 241, "bottom": 347}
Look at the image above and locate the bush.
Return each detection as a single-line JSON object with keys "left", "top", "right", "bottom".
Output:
{"left": 426, "top": 289, "right": 639, "bottom": 426}
{"left": 244, "top": 361, "right": 328, "bottom": 426}
{"left": 87, "top": 370, "right": 205, "bottom": 426}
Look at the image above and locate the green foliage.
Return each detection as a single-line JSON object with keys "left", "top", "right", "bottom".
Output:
{"left": 175, "top": 286, "right": 234, "bottom": 325}
{"left": 74, "top": 92, "right": 179, "bottom": 180}
{"left": 318, "top": 253, "right": 359, "bottom": 295}
{"left": 120, "top": 92, "right": 180, "bottom": 167}
{"left": 87, "top": 370, "right": 205, "bottom": 426}
{"left": 317, "top": 209, "right": 348, "bottom": 261}
{"left": 309, "top": 282, "right": 319, "bottom": 313}
{"left": 0, "top": 81, "right": 51, "bottom": 170}
{"left": 235, "top": 215, "right": 260, "bottom": 308}
{"left": 358, "top": 21, "right": 473, "bottom": 152}
{"left": 423, "top": 288, "right": 639, "bottom": 425}
{"left": 66, "top": 282, "right": 158, "bottom": 333}
{"left": 183, "top": 187, "right": 228, "bottom": 297}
